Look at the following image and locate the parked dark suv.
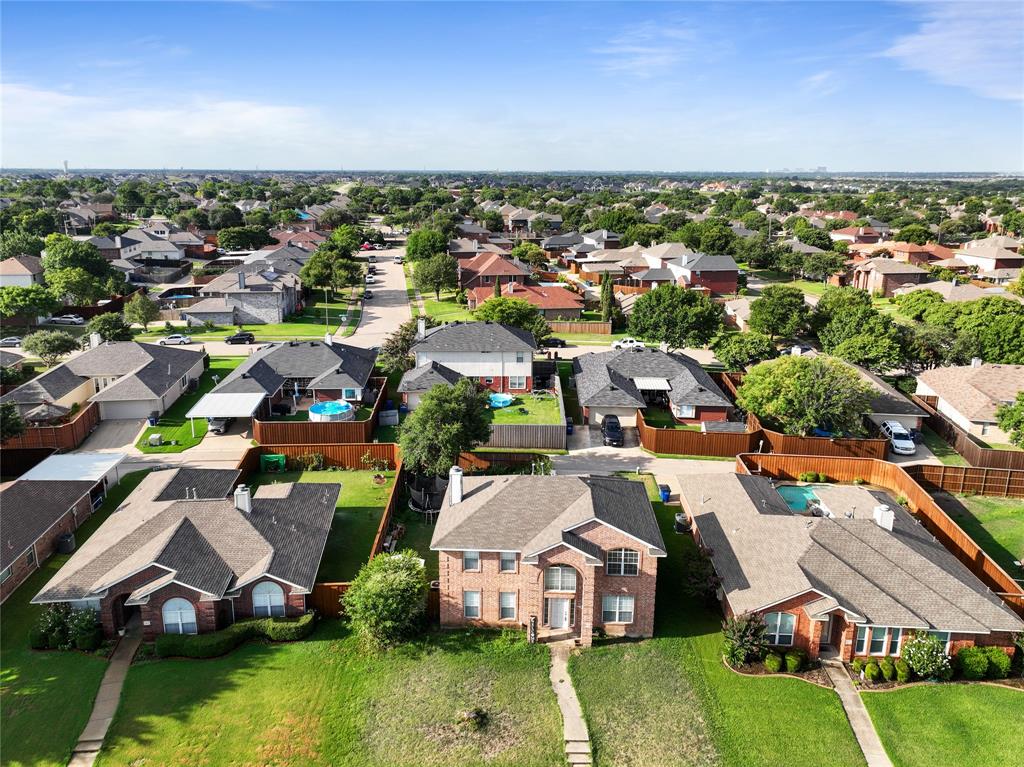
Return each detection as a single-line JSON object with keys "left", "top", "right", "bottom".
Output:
{"left": 225, "top": 331, "right": 256, "bottom": 345}
{"left": 601, "top": 415, "right": 625, "bottom": 447}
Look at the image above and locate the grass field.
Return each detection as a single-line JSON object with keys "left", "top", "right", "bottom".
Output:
{"left": 569, "top": 475, "right": 866, "bottom": 767}
{"left": 920, "top": 427, "right": 970, "bottom": 466}
{"left": 557, "top": 361, "right": 582, "bottom": 423}
{"left": 934, "top": 492, "right": 1024, "bottom": 576}
{"left": 1, "top": 470, "right": 152, "bottom": 767}
{"left": 248, "top": 470, "right": 395, "bottom": 582}
{"left": 863, "top": 684, "right": 1024, "bottom": 767}
{"left": 95, "top": 625, "right": 563, "bottom": 767}
{"left": 641, "top": 406, "right": 701, "bottom": 430}
{"left": 423, "top": 291, "right": 475, "bottom": 323}
{"left": 135, "top": 356, "right": 246, "bottom": 453}
{"left": 487, "top": 393, "right": 563, "bottom": 425}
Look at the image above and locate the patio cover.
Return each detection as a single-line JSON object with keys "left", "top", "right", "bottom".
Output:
{"left": 186, "top": 392, "right": 265, "bottom": 419}
{"left": 632, "top": 377, "right": 671, "bottom": 391}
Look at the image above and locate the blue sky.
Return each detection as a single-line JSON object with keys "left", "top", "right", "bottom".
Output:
{"left": 2, "top": 1, "right": 1022, "bottom": 171}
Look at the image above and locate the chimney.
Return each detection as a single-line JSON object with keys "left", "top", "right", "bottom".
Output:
{"left": 872, "top": 504, "right": 895, "bottom": 531}
{"left": 89, "top": 332, "right": 102, "bottom": 349}
{"left": 237, "top": 271, "right": 246, "bottom": 289}
{"left": 449, "top": 465, "right": 464, "bottom": 506}
{"left": 324, "top": 332, "right": 333, "bottom": 346}
{"left": 416, "top": 316, "right": 426, "bottom": 340}
{"left": 970, "top": 357, "right": 983, "bottom": 368}
{"left": 234, "top": 485, "right": 252, "bottom": 513}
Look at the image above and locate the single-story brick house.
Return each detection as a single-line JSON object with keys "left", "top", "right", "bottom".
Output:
{"left": 573, "top": 347, "right": 732, "bottom": 426}
{"left": 33, "top": 468, "right": 339, "bottom": 640}
{"left": 430, "top": 470, "right": 666, "bottom": 647}
{"left": 683, "top": 473, "right": 1023, "bottom": 662}
{"left": 851, "top": 258, "right": 929, "bottom": 297}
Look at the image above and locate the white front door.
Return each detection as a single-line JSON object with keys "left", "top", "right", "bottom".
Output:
{"left": 549, "top": 598, "right": 570, "bottom": 629}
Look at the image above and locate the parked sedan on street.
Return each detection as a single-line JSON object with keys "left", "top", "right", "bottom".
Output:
{"left": 0, "top": 336, "right": 21, "bottom": 347}
{"left": 541, "top": 337, "right": 567, "bottom": 348}
{"left": 225, "top": 331, "right": 256, "bottom": 345}
{"left": 49, "top": 314, "right": 85, "bottom": 325}
{"left": 159, "top": 334, "right": 193, "bottom": 345}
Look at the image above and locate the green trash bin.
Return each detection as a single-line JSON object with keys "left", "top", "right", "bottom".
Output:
{"left": 260, "top": 454, "right": 286, "bottom": 473}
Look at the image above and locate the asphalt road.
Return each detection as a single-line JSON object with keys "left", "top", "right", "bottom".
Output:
{"left": 340, "top": 247, "right": 411, "bottom": 349}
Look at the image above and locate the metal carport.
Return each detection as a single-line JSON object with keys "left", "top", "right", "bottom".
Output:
{"left": 185, "top": 392, "right": 266, "bottom": 437}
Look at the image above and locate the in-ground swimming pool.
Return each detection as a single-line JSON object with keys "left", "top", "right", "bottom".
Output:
{"left": 776, "top": 484, "right": 822, "bottom": 512}
{"left": 489, "top": 393, "right": 514, "bottom": 408}
{"left": 309, "top": 400, "right": 355, "bottom": 422}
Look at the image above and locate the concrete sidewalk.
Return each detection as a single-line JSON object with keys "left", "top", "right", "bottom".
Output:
{"left": 822, "top": 659, "right": 893, "bottom": 767}
{"left": 549, "top": 640, "right": 592, "bottom": 766}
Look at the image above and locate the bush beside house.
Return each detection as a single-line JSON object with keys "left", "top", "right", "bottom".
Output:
{"left": 155, "top": 612, "right": 317, "bottom": 658}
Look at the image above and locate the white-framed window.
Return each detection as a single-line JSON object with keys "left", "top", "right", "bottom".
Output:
{"left": 544, "top": 565, "right": 577, "bottom": 591}
{"left": 674, "top": 404, "right": 696, "bottom": 419}
{"left": 70, "top": 598, "right": 102, "bottom": 612}
{"left": 253, "top": 581, "right": 286, "bottom": 617}
{"left": 499, "top": 551, "right": 517, "bottom": 572}
{"left": 499, "top": 591, "right": 516, "bottom": 620}
{"left": 888, "top": 628, "right": 902, "bottom": 655}
{"left": 509, "top": 376, "right": 526, "bottom": 389}
{"left": 855, "top": 625, "right": 868, "bottom": 654}
{"left": 26, "top": 547, "right": 36, "bottom": 566}
{"left": 601, "top": 594, "right": 634, "bottom": 623}
{"left": 855, "top": 626, "right": 905, "bottom": 656}
{"left": 606, "top": 548, "right": 639, "bottom": 576}
{"left": 765, "top": 612, "right": 796, "bottom": 646}
{"left": 462, "top": 551, "right": 480, "bottom": 571}
{"left": 927, "top": 630, "right": 951, "bottom": 652}
{"left": 0, "top": 566, "right": 12, "bottom": 584}
{"left": 463, "top": 590, "right": 481, "bottom": 619}
{"left": 162, "top": 597, "right": 198, "bottom": 635}
{"left": 515, "top": 352, "right": 525, "bottom": 363}
{"left": 344, "top": 388, "right": 356, "bottom": 400}
{"left": 869, "top": 626, "right": 887, "bottom": 655}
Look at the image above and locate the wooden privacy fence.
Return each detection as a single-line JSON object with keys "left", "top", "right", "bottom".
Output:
{"left": 735, "top": 453, "right": 1024, "bottom": 614}
{"left": 480, "top": 376, "right": 567, "bottom": 450}
{"left": 458, "top": 451, "right": 538, "bottom": 472}
{"left": 912, "top": 394, "right": 1024, "bottom": 470}
{"left": 308, "top": 582, "right": 350, "bottom": 618}
{"left": 636, "top": 410, "right": 759, "bottom": 457}
{"left": 252, "top": 378, "right": 386, "bottom": 446}
{"left": 548, "top": 320, "right": 612, "bottom": 335}
{"left": 1, "top": 402, "right": 100, "bottom": 450}
{"left": 907, "top": 464, "right": 1024, "bottom": 499}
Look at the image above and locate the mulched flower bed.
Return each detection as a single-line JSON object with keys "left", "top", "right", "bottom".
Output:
{"left": 727, "top": 659, "right": 833, "bottom": 688}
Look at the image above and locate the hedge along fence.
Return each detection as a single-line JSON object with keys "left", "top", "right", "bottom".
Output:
{"left": 735, "top": 453, "right": 1024, "bottom": 616}
{"left": 155, "top": 613, "right": 317, "bottom": 658}
{"left": 912, "top": 394, "right": 1024, "bottom": 470}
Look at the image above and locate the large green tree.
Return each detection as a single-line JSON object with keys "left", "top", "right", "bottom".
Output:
{"left": 510, "top": 241, "right": 547, "bottom": 268}
{"left": 896, "top": 223, "right": 931, "bottom": 245}
{"left": 405, "top": 228, "right": 448, "bottom": 260}
{"left": 217, "top": 226, "right": 275, "bottom": 251}
{"left": 996, "top": 392, "right": 1024, "bottom": 449}
{"left": 123, "top": 292, "right": 160, "bottom": 330}
{"left": 474, "top": 296, "right": 550, "bottom": 341}
{"left": 41, "top": 234, "right": 111, "bottom": 279}
{"left": 0, "top": 402, "right": 26, "bottom": 443}
{"left": 893, "top": 289, "right": 945, "bottom": 321}
{"left": 86, "top": 312, "right": 133, "bottom": 341}
{"left": 398, "top": 379, "right": 491, "bottom": 476}
{"left": 45, "top": 267, "right": 107, "bottom": 305}
{"left": 0, "top": 284, "right": 60, "bottom": 323}
{"left": 711, "top": 331, "right": 777, "bottom": 371}
{"left": 748, "top": 285, "right": 808, "bottom": 340}
{"left": 736, "top": 355, "right": 873, "bottom": 436}
{"left": 412, "top": 253, "right": 458, "bottom": 300}
{"left": 0, "top": 231, "right": 44, "bottom": 260}
{"left": 21, "top": 330, "right": 80, "bottom": 367}
{"left": 627, "top": 284, "right": 723, "bottom": 349}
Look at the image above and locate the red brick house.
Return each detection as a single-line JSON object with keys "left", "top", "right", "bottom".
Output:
{"left": 430, "top": 471, "right": 666, "bottom": 646}
{"left": 33, "top": 468, "right": 339, "bottom": 640}
{"left": 466, "top": 280, "right": 583, "bottom": 319}
{"left": 683, "top": 474, "right": 1023, "bottom": 662}
{"left": 457, "top": 252, "right": 530, "bottom": 289}
{"left": 851, "top": 257, "right": 929, "bottom": 297}
{"left": 830, "top": 226, "right": 882, "bottom": 245}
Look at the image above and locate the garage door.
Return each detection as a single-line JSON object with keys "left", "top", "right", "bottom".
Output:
{"left": 591, "top": 407, "right": 637, "bottom": 427}
{"left": 99, "top": 400, "right": 159, "bottom": 420}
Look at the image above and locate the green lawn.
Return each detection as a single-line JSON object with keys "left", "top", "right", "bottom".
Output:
{"left": 556, "top": 331, "right": 628, "bottom": 345}
{"left": 137, "top": 319, "right": 339, "bottom": 341}
{"left": 487, "top": 393, "right": 563, "bottom": 425}
{"left": 934, "top": 492, "right": 1024, "bottom": 576}
{"left": 1, "top": 470, "right": 152, "bottom": 767}
{"left": 423, "top": 291, "right": 475, "bottom": 323}
{"left": 248, "top": 470, "right": 395, "bottom": 582}
{"left": 863, "top": 684, "right": 1024, "bottom": 767}
{"left": 641, "top": 406, "right": 701, "bottom": 430}
{"left": 94, "top": 624, "right": 563, "bottom": 767}
{"left": 135, "top": 356, "right": 246, "bottom": 453}
{"left": 557, "top": 361, "right": 582, "bottom": 423}
{"left": 920, "top": 427, "right": 970, "bottom": 466}
{"left": 569, "top": 475, "right": 866, "bottom": 767}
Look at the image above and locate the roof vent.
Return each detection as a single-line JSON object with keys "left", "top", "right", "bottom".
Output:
{"left": 872, "top": 505, "right": 895, "bottom": 531}
{"left": 234, "top": 485, "right": 252, "bottom": 513}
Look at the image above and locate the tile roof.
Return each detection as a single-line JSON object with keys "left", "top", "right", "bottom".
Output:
{"left": 684, "top": 473, "right": 1023, "bottom": 633}
{"left": 0, "top": 480, "right": 96, "bottom": 570}
{"left": 431, "top": 475, "right": 666, "bottom": 558}
{"left": 917, "top": 363, "right": 1024, "bottom": 422}
{"left": 413, "top": 321, "right": 537, "bottom": 353}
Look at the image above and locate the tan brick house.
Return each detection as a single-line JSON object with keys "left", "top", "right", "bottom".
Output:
{"left": 33, "top": 468, "right": 339, "bottom": 640}
{"left": 682, "top": 473, "right": 1023, "bottom": 663}
{"left": 430, "top": 470, "right": 666, "bottom": 646}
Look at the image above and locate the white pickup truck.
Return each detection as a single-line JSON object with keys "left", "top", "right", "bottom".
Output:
{"left": 612, "top": 338, "right": 646, "bottom": 350}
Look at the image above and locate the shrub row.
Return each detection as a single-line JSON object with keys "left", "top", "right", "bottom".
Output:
{"left": 956, "top": 646, "right": 1012, "bottom": 680}
{"left": 763, "top": 648, "right": 807, "bottom": 674}
{"left": 797, "top": 471, "right": 828, "bottom": 483}
{"left": 155, "top": 613, "right": 317, "bottom": 659}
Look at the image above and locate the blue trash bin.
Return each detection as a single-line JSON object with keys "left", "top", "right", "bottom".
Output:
{"left": 566, "top": 417, "right": 574, "bottom": 435}
{"left": 659, "top": 484, "right": 671, "bottom": 503}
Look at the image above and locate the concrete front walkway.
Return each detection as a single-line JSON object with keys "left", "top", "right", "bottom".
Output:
{"left": 67, "top": 620, "right": 143, "bottom": 767}
{"left": 549, "top": 640, "right": 593, "bottom": 766}
{"left": 822, "top": 659, "right": 893, "bottom": 767}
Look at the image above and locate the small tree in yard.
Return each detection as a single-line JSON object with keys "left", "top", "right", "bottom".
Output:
{"left": 901, "top": 631, "right": 951, "bottom": 680}
{"left": 722, "top": 613, "right": 768, "bottom": 667}
{"left": 413, "top": 253, "right": 458, "bottom": 300}
{"left": 376, "top": 316, "right": 438, "bottom": 376}
{"left": 86, "top": 312, "right": 133, "bottom": 342}
{"left": 21, "top": 330, "right": 79, "bottom": 367}
{"left": 123, "top": 292, "right": 159, "bottom": 331}
{"left": 343, "top": 550, "right": 428, "bottom": 648}
{"left": 1, "top": 402, "right": 26, "bottom": 443}
{"left": 474, "top": 296, "right": 550, "bottom": 341}
{"left": 996, "top": 392, "right": 1024, "bottom": 449}
{"left": 600, "top": 274, "right": 614, "bottom": 321}
{"left": 399, "top": 378, "right": 491, "bottom": 477}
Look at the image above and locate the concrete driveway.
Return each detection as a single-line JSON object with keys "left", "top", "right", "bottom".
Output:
{"left": 77, "top": 419, "right": 144, "bottom": 452}
{"left": 340, "top": 248, "right": 411, "bottom": 349}
{"left": 552, "top": 447, "right": 737, "bottom": 499}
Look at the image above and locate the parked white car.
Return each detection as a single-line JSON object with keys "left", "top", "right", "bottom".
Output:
{"left": 49, "top": 314, "right": 85, "bottom": 325}
{"left": 159, "top": 334, "right": 193, "bottom": 346}
{"left": 879, "top": 420, "right": 917, "bottom": 456}
{"left": 612, "top": 338, "right": 645, "bottom": 351}
{"left": 393, "top": 254, "right": 403, "bottom": 264}
{"left": 364, "top": 274, "right": 375, "bottom": 284}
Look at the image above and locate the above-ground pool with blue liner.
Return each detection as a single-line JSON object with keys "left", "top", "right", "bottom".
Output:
{"left": 489, "top": 393, "right": 514, "bottom": 408}
{"left": 310, "top": 400, "right": 354, "bottom": 416}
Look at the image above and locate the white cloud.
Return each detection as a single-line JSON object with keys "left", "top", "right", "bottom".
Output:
{"left": 800, "top": 69, "right": 840, "bottom": 96}
{"left": 884, "top": 1, "right": 1024, "bottom": 101}
{"left": 594, "top": 21, "right": 697, "bottom": 78}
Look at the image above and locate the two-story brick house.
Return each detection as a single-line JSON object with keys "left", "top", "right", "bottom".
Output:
{"left": 397, "top": 320, "right": 537, "bottom": 407}
{"left": 430, "top": 470, "right": 666, "bottom": 646}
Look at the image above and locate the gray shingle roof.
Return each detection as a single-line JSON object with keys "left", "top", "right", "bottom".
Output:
{"left": 154, "top": 468, "right": 240, "bottom": 502}
{"left": 684, "top": 474, "right": 1023, "bottom": 634}
{"left": 397, "top": 361, "right": 463, "bottom": 393}
{"left": 431, "top": 475, "right": 666, "bottom": 558}
{"left": 0, "top": 480, "right": 96, "bottom": 570}
{"left": 213, "top": 341, "right": 376, "bottom": 397}
{"left": 412, "top": 322, "right": 537, "bottom": 353}
{"left": 573, "top": 348, "right": 731, "bottom": 411}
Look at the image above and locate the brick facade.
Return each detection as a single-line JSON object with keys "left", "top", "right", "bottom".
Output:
{"left": 478, "top": 375, "right": 532, "bottom": 394}
{"left": 437, "top": 520, "right": 659, "bottom": 647}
